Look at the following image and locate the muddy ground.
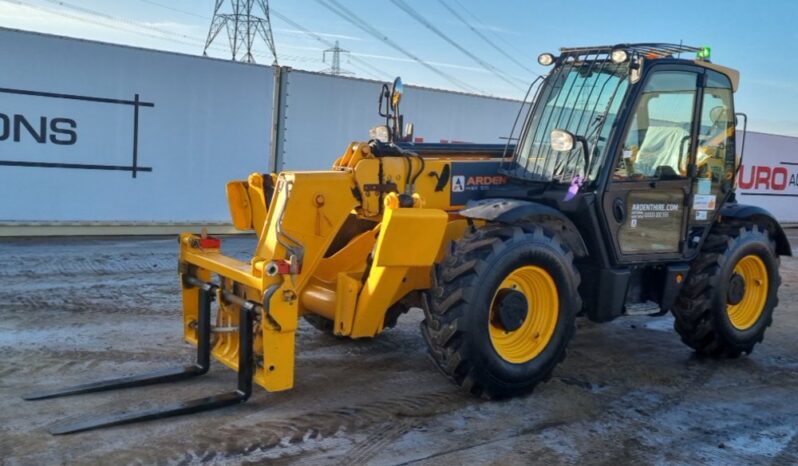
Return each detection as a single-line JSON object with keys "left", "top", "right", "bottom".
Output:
{"left": 1, "top": 233, "right": 797, "bottom": 465}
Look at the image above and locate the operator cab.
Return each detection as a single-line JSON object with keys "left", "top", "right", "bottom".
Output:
{"left": 501, "top": 44, "right": 741, "bottom": 266}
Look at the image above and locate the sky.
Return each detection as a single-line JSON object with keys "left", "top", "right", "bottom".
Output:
{"left": 1, "top": 0, "right": 797, "bottom": 136}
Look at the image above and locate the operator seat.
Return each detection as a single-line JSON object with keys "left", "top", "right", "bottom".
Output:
{"left": 634, "top": 125, "right": 689, "bottom": 177}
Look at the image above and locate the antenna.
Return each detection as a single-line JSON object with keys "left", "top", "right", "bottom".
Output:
{"left": 322, "top": 40, "right": 351, "bottom": 75}
{"left": 203, "top": 0, "right": 278, "bottom": 64}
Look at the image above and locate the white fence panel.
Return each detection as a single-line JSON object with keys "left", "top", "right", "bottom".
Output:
{"left": 0, "top": 28, "right": 273, "bottom": 223}
{"left": 277, "top": 70, "right": 523, "bottom": 171}
{"left": 738, "top": 131, "right": 798, "bottom": 223}
{"left": 2, "top": 29, "right": 796, "bottom": 228}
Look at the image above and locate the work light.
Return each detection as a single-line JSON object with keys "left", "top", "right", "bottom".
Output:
{"left": 538, "top": 53, "right": 554, "bottom": 66}
{"left": 611, "top": 49, "right": 628, "bottom": 64}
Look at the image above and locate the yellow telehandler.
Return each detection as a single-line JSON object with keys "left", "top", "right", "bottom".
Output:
{"left": 26, "top": 44, "right": 791, "bottom": 434}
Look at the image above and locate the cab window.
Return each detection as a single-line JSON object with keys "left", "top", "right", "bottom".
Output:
{"left": 614, "top": 71, "right": 699, "bottom": 180}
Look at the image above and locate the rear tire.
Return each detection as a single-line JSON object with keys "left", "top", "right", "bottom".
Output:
{"left": 421, "top": 223, "right": 580, "bottom": 399}
{"left": 672, "top": 223, "right": 781, "bottom": 357}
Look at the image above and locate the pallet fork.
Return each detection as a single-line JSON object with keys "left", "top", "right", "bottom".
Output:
{"left": 24, "top": 276, "right": 257, "bottom": 435}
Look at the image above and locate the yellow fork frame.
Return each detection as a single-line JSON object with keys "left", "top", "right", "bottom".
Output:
{"left": 179, "top": 170, "right": 449, "bottom": 392}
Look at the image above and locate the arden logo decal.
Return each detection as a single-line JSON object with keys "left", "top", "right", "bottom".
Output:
{"left": 450, "top": 161, "right": 507, "bottom": 205}
{"left": 452, "top": 175, "right": 465, "bottom": 192}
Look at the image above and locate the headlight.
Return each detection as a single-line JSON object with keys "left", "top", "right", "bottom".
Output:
{"left": 369, "top": 125, "right": 390, "bottom": 143}
{"left": 550, "top": 129, "right": 575, "bottom": 152}
{"left": 611, "top": 48, "right": 628, "bottom": 64}
{"left": 538, "top": 53, "right": 555, "bottom": 66}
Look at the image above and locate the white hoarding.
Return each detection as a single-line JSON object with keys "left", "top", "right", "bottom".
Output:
{"left": 737, "top": 131, "right": 798, "bottom": 223}
{"left": 0, "top": 28, "right": 273, "bottom": 223}
{"left": 277, "top": 70, "right": 522, "bottom": 171}
{"left": 2, "top": 29, "right": 796, "bottom": 229}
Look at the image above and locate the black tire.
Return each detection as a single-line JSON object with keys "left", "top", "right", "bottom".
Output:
{"left": 421, "top": 223, "right": 581, "bottom": 399}
{"left": 672, "top": 223, "right": 781, "bottom": 357}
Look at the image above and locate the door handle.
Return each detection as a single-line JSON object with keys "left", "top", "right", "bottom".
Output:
{"left": 613, "top": 198, "right": 626, "bottom": 223}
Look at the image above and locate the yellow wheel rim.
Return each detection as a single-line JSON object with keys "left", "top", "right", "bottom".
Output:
{"left": 727, "top": 254, "right": 769, "bottom": 330}
{"left": 489, "top": 266, "right": 559, "bottom": 364}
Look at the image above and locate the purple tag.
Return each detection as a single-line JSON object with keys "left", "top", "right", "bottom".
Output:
{"left": 564, "top": 175, "right": 583, "bottom": 201}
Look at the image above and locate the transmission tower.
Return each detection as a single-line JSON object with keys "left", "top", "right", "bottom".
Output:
{"left": 322, "top": 41, "right": 351, "bottom": 75}
{"left": 203, "top": 0, "right": 278, "bottom": 64}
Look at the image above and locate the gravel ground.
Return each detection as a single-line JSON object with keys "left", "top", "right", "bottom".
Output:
{"left": 1, "top": 233, "right": 797, "bottom": 465}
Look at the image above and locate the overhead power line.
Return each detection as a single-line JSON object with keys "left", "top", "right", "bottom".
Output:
{"left": 450, "top": 0, "right": 540, "bottom": 66}
{"left": 134, "top": 0, "right": 388, "bottom": 79}
{"left": 5, "top": 0, "right": 208, "bottom": 49}
{"left": 436, "top": 0, "right": 536, "bottom": 76}
{"left": 269, "top": 7, "right": 393, "bottom": 80}
{"left": 390, "top": 0, "right": 525, "bottom": 92}
{"left": 7, "top": 0, "right": 297, "bottom": 65}
{"left": 137, "top": 0, "right": 208, "bottom": 20}
{"left": 39, "top": 0, "right": 207, "bottom": 45}
{"left": 315, "top": 0, "right": 483, "bottom": 94}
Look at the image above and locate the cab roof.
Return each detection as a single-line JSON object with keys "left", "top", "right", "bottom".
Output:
{"left": 556, "top": 43, "right": 740, "bottom": 92}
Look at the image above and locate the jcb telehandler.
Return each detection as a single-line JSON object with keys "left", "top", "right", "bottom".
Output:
{"left": 26, "top": 43, "right": 791, "bottom": 434}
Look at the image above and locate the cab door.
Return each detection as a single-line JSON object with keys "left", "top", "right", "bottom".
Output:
{"left": 602, "top": 66, "right": 702, "bottom": 263}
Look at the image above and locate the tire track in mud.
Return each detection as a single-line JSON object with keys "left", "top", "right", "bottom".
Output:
{"left": 388, "top": 366, "right": 719, "bottom": 465}
{"left": 390, "top": 348, "right": 747, "bottom": 466}
{"left": 0, "top": 254, "right": 177, "bottom": 279}
{"left": 338, "top": 420, "right": 416, "bottom": 465}
{"left": 0, "top": 348, "right": 193, "bottom": 385}
{"left": 1, "top": 292, "right": 179, "bottom": 317}
{"left": 81, "top": 390, "right": 474, "bottom": 465}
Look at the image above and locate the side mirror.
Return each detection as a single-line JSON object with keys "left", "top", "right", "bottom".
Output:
{"left": 550, "top": 129, "right": 575, "bottom": 152}
{"left": 391, "top": 77, "right": 403, "bottom": 109}
{"left": 551, "top": 129, "right": 591, "bottom": 176}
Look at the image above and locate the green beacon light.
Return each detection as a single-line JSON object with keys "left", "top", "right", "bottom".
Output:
{"left": 697, "top": 46, "right": 711, "bottom": 60}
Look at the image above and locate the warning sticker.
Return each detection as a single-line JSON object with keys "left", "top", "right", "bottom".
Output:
{"left": 695, "top": 210, "right": 708, "bottom": 221}
{"left": 450, "top": 161, "right": 506, "bottom": 205}
{"left": 693, "top": 194, "right": 717, "bottom": 211}
{"left": 697, "top": 178, "right": 711, "bottom": 195}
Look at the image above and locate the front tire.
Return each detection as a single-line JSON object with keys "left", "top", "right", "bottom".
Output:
{"left": 421, "top": 223, "right": 580, "bottom": 399}
{"left": 672, "top": 223, "right": 781, "bottom": 357}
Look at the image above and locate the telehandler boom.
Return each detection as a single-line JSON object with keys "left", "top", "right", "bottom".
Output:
{"left": 26, "top": 43, "right": 791, "bottom": 434}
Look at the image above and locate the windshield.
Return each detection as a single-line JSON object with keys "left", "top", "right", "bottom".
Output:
{"left": 511, "top": 60, "right": 630, "bottom": 183}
